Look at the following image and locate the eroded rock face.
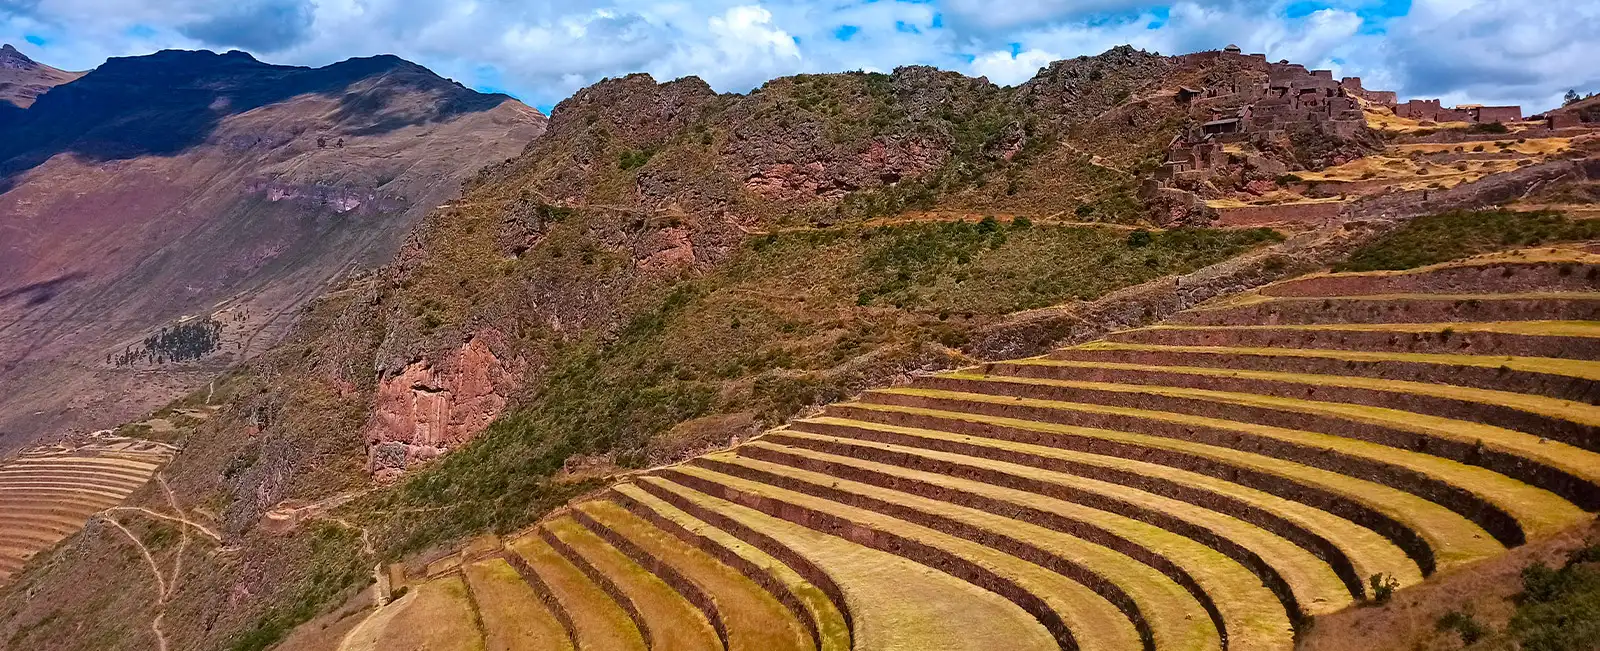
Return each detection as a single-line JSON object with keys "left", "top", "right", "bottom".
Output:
{"left": 366, "top": 335, "right": 520, "bottom": 480}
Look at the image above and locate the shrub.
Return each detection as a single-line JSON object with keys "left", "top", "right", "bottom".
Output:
{"left": 1337, "top": 209, "right": 1600, "bottom": 271}
{"left": 1508, "top": 544, "right": 1600, "bottom": 651}
{"left": 1436, "top": 609, "right": 1489, "bottom": 645}
{"left": 1469, "top": 121, "right": 1510, "bottom": 134}
{"left": 1126, "top": 229, "right": 1153, "bottom": 248}
{"left": 1010, "top": 215, "right": 1033, "bottom": 229}
{"left": 1276, "top": 173, "right": 1304, "bottom": 185}
{"left": 618, "top": 148, "right": 655, "bottom": 170}
{"left": 1369, "top": 572, "right": 1400, "bottom": 604}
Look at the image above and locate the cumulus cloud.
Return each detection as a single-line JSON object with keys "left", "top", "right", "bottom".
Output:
{"left": 178, "top": 0, "right": 313, "bottom": 52}
{"left": 2, "top": 0, "right": 1596, "bottom": 112}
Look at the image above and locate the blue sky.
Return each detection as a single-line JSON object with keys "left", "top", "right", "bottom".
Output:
{"left": 4, "top": 0, "right": 1597, "bottom": 114}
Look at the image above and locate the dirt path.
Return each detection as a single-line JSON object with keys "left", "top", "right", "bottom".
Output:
{"left": 102, "top": 517, "right": 169, "bottom": 651}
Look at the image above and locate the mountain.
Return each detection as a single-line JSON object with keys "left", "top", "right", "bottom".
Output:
{"left": 0, "top": 48, "right": 546, "bottom": 454}
{"left": 0, "top": 44, "right": 82, "bottom": 111}
{"left": 1, "top": 43, "right": 1595, "bottom": 651}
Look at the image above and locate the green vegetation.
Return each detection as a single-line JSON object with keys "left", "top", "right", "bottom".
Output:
{"left": 618, "top": 148, "right": 655, "bottom": 170}
{"left": 1468, "top": 122, "right": 1511, "bottom": 134}
{"left": 1369, "top": 573, "right": 1400, "bottom": 604}
{"left": 112, "top": 318, "right": 224, "bottom": 366}
{"left": 225, "top": 523, "right": 370, "bottom": 651}
{"left": 1508, "top": 544, "right": 1600, "bottom": 651}
{"left": 1435, "top": 609, "right": 1488, "bottom": 645}
{"left": 1337, "top": 210, "right": 1600, "bottom": 272}
{"left": 361, "top": 219, "right": 1281, "bottom": 556}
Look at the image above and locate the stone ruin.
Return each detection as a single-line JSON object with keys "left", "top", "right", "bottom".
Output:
{"left": 1394, "top": 99, "right": 1523, "bottom": 124}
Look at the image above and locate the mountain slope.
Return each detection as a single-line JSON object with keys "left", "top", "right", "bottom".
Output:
{"left": 0, "top": 49, "right": 546, "bottom": 453}
{"left": 9, "top": 44, "right": 1587, "bottom": 651}
{"left": 0, "top": 44, "right": 81, "bottom": 111}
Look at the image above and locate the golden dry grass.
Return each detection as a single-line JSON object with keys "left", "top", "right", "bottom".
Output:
{"left": 1009, "top": 358, "right": 1600, "bottom": 431}
{"left": 370, "top": 575, "right": 483, "bottom": 651}
{"left": 611, "top": 483, "right": 851, "bottom": 651}
{"left": 699, "top": 451, "right": 1220, "bottom": 651}
{"left": 744, "top": 437, "right": 1300, "bottom": 649}
{"left": 544, "top": 515, "right": 721, "bottom": 651}
{"left": 856, "top": 390, "right": 1506, "bottom": 570}
{"left": 796, "top": 410, "right": 1421, "bottom": 593}
{"left": 506, "top": 533, "right": 647, "bottom": 651}
{"left": 1070, "top": 340, "right": 1600, "bottom": 382}
{"left": 576, "top": 499, "right": 815, "bottom": 651}
{"left": 637, "top": 475, "right": 1066, "bottom": 651}
{"left": 461, "top": 558, "right": 572, "bottom": 651}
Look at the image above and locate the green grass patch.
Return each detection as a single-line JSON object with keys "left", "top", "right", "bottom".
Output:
{"left": 1337, "top": 209, "right": 1600, "bottom": 272}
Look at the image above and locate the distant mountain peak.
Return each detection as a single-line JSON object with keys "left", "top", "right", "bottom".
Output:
{"left": 1, "top": 44, "right": 37, "bottom": 70}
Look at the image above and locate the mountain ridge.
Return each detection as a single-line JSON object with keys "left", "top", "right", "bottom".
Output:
{"left": 0, "top": 46, "right": 546, "bottom": 455}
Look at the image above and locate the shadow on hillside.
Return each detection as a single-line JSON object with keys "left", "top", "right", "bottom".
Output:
{"left": 0, "top": 273, "right": 87, "bottom": 308}
{"left": 0, "top": 49, "right": 511, "bottom": 194}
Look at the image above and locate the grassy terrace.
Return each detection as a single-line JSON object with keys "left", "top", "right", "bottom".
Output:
{"left": 543, "top": 515, "right": 722, "bottom": 650}
{"left": 738, "top": 438, "right": 1298, "bottom": 649}
{"left": 659, "top": 462, "right": 1144, "bottom": 651}
{"left": 575, "top": 499, "right": 815, "bottom": 651}
{"left": 832, "top": 397, "right": 1504, "bottom": 571}
{"left": 506, "top": 534, "right": 647, "bottom": 651}
{"left": 757, "top": 428, "right": 1357, "bottom": 614}
{"left": 460, "top": 558, "right": 571, "bottom": 651}
{"left": 790, "top": 412, "right": 1420, "bottom": 592}
{"left": 611, "top": 483, "right": 851, "bottom": 651}
{"left": 995, "top": 359, "right": 1600, "bottom": 450}
{"left": 1059, "top": 342, "right": 1600, "bottom": 383}
{"left": 874, "top": 383, "right": 1586, "bottom": 544}
{"left": 898, "top": 372, "right": 1600, "bottom": 507}
{"left": 690, "top": 450, "right": 1222, "bottom": 650}
{"left": 1118, "top": 321, "right": 1600, "bottom": 338}
{"left": 636, "top": 476, "right": 1064, "bottom": 651}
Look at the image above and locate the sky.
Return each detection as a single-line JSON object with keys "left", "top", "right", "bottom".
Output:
{"left": 3, "top": 0, "right": 1597, "bottom": 114}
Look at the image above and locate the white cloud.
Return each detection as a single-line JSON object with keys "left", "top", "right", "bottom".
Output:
{"left": 3, "top": 0, "right": 1597, "bottom": 113}
{"left": 970, "top": 48, "right": 1060, "bottom": 86}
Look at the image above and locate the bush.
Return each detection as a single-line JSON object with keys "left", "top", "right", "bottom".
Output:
{"left": 1126, "top": 229, "right": 1153, "bottom": 248}
{"left": 1468, "top": 121, "right": 1511, "bottom": 134}
{"left": 1369, "top": 572, "right": 1400, "bottom": 604}
{"left": 1508, "top": 544, "right": 1600, "bottom": 651}
{"left": 1337, "top": 209, "right": 1600, "bottom": 272}
{"left": 1436, "top": 609, "right": 1489, "bottom": 645}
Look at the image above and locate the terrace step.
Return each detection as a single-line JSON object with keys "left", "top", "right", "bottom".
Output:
{"left": 0, "top": 470, "right": 151, "bottom": 490}
{"left": 1258, "top": 255, "right": 1600, "bottom": 298}
{"left": 342, "top": 574, "right": 482, "bottom": 651}
{"left": 0, "top": 462, "right": 156, "bottom": 480}
{"left": 984, "top": 359, "right": 1600, "bottom": 453}
{"left": 505, "top": 533, "right": 647, "bottom": 651}
{"left": 737, "top": 438, "right": 1300, "bottom": 650}
{"left": 461, "top": 558, "right": 573, "bottom": 651}
{"left": 1103, "top": 322, "right": 1600, "bottom": 360}
{"left": 890, "top": 374, "right": 1600, "bottom": 512}
{"left": 611, "top": 482, "right": 850, "bottom": 651}
{"left": 1171, "top": 293, "right": 1600, "bottom": 326}
{"left": 823, "top": 399, "right": 1506, "bottom": 574}
{"left": 543, "top": 515, "right": 723, "bottom": 651}
{"left": 661, "top": 460, "right": 1164, "bottom": 651}
{"left": 635, "top": 476, "right": 1064, "bottom": 651}
{"left": 899, "top": 375, "right": 1588, "bottom": 545}
{"left": 0, "top": 485, "right": 132, "bottom": 501}
{"left": 771, "top": 424, "right": 1359, "bottom": 612}
{"left": 785, "top": 413, "right": 1424, "bottom": 598}
{"left": 573, "top": 499, "right": 814, "bottom": 651}
{"left": 1050, "top": 342, "right": 1600, "bottom": 403}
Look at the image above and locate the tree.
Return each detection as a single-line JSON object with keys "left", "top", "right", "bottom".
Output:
{"left": 1565, "top": 89, "right": 1583, "bottom": 106}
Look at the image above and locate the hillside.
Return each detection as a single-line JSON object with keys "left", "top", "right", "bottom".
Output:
{"left": 0, "top": 44, "right": 1596, "bottom": 651}
{"left": 0, "top": 48, "right": 547, "bottom": 454}
{"left": 0, "top": 44, "right": 81, "bottom": 111}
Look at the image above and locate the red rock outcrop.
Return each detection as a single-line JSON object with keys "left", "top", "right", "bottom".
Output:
{"left": 366, "top": 335, "right": 522, "bottom": 480}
